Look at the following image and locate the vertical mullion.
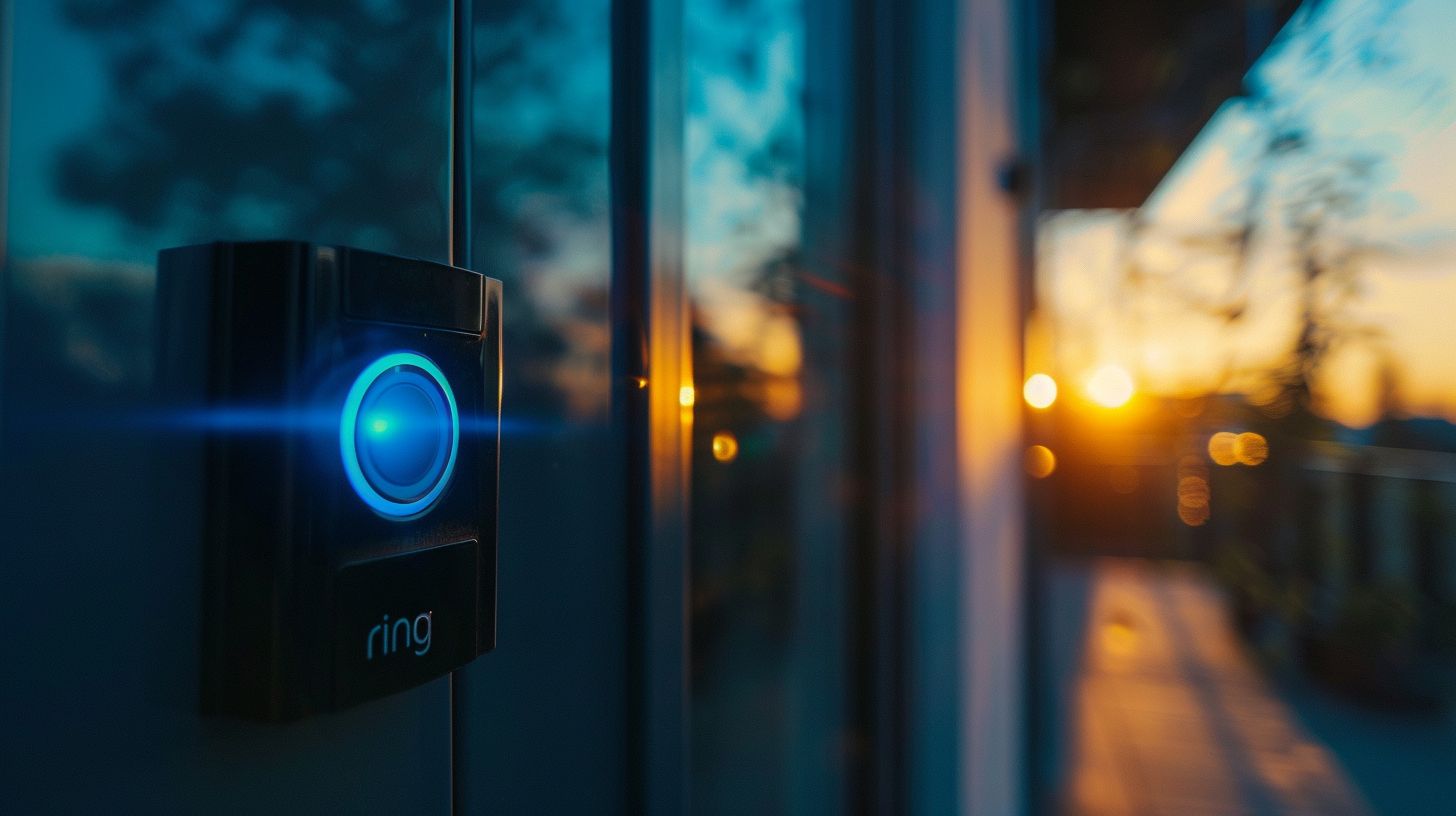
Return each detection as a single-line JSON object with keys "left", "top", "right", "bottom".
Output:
{"left": 448, "top": 0, "right": 472, "bottom": 813}
{"left": 610, "top": 0, "right": 651, "bottom": 811}
{"left": 849, "top": 0, "right": 911, "bottom": 810}
{"left": 0, "top": 0, "right": 11, "bottom": 446}
{"left": 798, "top": 0, "right": 859, "bottom": 811}
{"left": 846, "top": 0, "right": 877, "bottom": 805}
{"left": 901, "top": 0, "right": 965, "bottom": 809}
{"left": 612, "top": 0, "right": 688, "bottom": 813}
{"left": 449, "top": 0, "right": 472, "bottom": 271}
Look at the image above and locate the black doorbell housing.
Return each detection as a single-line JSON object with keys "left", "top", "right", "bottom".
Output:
{"left": 158, "top": 242, "right": 500, "bottom": 721}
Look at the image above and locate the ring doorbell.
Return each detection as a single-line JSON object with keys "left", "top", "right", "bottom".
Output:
{"left": 158, "top": 241, "right": 500, "bottom": 721}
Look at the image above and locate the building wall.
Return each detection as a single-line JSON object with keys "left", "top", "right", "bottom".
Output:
{"left": 958, "top": 0, "right": 1027, "bottom": 812}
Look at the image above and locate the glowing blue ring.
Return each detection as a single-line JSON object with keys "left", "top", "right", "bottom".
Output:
{"left": 340, "top": 352, "right": 459, "bottom": 519}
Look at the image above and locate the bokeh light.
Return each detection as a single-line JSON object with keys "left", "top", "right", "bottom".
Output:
{"left": 710, "top": 431, "right": 739, "bottom": 463}
{"left": 1178, "top": 501, "right": 1210, "bottom": 526}
{"left": 1025, "top": 445, "right": 1057, "bottom": 478}
{"left": 1085, "top": 364, "right": 1134, "bottom": 408}
{"left": 1177, "top": 475, "right": 1210, "bottom": 526}
{"left": 678, "top": 384, "right": 696, "bottom": 408}
{"left": 1208, "top": 431, "right": 1239, "bottom": 466}
{"left": 1235, "top": 432, "right": 1268, "bottom": 466}
{"left": 1209, "top": 430, "right": 1268, "bottom": 466}
{"left": 1024, "top": 373, "right": 1058, "bottom": 409}
{"left": 1177, "top": 475, "right": 1209, "bottom": 508}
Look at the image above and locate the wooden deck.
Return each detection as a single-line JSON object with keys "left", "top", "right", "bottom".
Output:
{"left": 1041, "top": 559, "right": 1371, "bottom": 816}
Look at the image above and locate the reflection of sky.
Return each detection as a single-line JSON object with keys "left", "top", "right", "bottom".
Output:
{"left": 8, "top": 0, "right": 803, "bottom": 395}
{"left": 8, "top": 2, "right": 355, "bottom": 262}
{"left": 11, "top": 0, "right": 804, "bottom": 299}
{"left": 474, "top": 0, "right": 609, "bottom": 315}
{"left": 9, "top": 2, "right": 118, "bottom": 258}
{"left": 685, "top": 0, "right": 803, "bottom": 360}
{"left": 1044, "top": 0, "right": 1456, "bottom": 427}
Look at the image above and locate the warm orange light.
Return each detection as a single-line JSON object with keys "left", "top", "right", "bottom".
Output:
{"left": 1085, "top": 365, "right": 1134, "bottom": 408}
{"left": 1208, "top": 432, "right": 1239, "bottom": 466}
{"left": 632, "top": 376, "right": 649, "bottom": 390}
{"left": 710, "top": 431, "right": 739, "bottom": 463}
{"left": 1101, "top": 619, "right": 1138, "bottom": 656}
{"left": 1177, "top": 475, "right": 1209, "bottom": 508}
{"left": 1178, "top": 502, "right": 1210, "bottom": 526}
{"left": 1177, "top": 474, "right": 1210, "bottom": 526}
{"left": 1024, "top": 445, "right": 1057, "bottom": 478}
{"left": 761, "top": 378, "right": 803, "bottom": 421}
{"left": 1023, "top": 373, "right": 1058, "bottom": 409}
{"left": 678, "top": 385, "right": 696, "bottom": 408}
{"left": 757, "top": 317, "right": 803, "bottom": 376}
{"left": 1235, "top": 432, "right": 1268, "bottom": 466}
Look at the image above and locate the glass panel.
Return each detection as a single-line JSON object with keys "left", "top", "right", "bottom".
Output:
{"left": 1, "top": 1, "right": 453, "bottom": 809}
{"left": 685, "top": 0, "right": 850, "bottom": 811}
{"left": 1033, "top": 1, "right": 1456, "bottom": 813}
{"left": 455, "top": 0, "right": 624, "bottom": 812}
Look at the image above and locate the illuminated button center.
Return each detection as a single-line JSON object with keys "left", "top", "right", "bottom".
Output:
{"left": 341, "top": 352, "right": 459, "bottom": 519}
{"left": 359, "top": 379, "right": 447, "bottom": 494}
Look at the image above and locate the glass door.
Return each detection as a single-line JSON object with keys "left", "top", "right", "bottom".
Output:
{"left": 453, "top": 0, "right": 628, "bottom": 811}
{"left": 1, "top": 1, "right": 456, "bottom": 810}
{"left": 0, "top": 0, "right": 1024, "bottom": 811}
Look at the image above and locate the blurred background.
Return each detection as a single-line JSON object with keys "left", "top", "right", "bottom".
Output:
{"left": 2, "top": 0, "right": 1455, "bottom": 813}
{"left": 1029, "top": 0, "right": 1456, "bottom": 813}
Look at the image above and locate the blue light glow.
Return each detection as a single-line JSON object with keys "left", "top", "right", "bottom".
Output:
{"left": 340, "top": 352, "right": 459, "bottom": 520}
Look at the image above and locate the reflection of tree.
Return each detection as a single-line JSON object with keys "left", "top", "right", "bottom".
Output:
{"left": 56, "top": 0, "right": 450, "bottom": 256}
{"left": 51, "top": 0, "right": 613, "bottom": 420}
{"left": 688, "top": 246, "right": 802, "bottom": 687}
{"left": 1130, "top": 7, "right": 1456, "bottom": 698}
{"left": 473, "top": 0, "right": 611, "bottom": 419}
{"left": 682, "top": 10, "right": 807, "bottom": 764}
{"left": 1232, "top": 113, "right": 1392, "bottom": 423}
{"left": 689, "top": 309, "right": 795, "bottom": 666}
{"left": 1093, "top": 0, "right": 1456, "bottom": 429}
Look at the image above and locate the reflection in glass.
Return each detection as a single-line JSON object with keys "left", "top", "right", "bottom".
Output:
{"left": 7, "top": 0, "right": 452, "bottom": 407}
{"left": 3, "top": 1, "right": 455, "bottom": 809}
{"left": 473, "top": 0, "right": 612, "bottom": 425}
{"left": 685, "top": 0, "right": 829, "bottom": 812}
{"left": 459, "top": 1, "right": 626, "bottom": 811}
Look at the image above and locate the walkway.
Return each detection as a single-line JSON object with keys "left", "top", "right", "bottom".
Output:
{"left": 1042, "top": 558, "right": 1371, "bottom": 816}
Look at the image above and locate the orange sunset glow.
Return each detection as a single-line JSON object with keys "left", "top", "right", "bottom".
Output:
{"left": 1034, "top": 0, "right": 1456, "bottom": 431}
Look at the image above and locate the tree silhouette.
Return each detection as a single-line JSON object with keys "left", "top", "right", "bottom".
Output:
{"left": 49, "top": 0, "right": 614, "bottom": 419}
{"left": 55, "top": 0, "right": 452, "bottom": 257}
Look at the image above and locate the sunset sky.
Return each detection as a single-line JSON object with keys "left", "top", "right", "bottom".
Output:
{"left": 1038, "top": 0, "right": 1456, "bottom": 428}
